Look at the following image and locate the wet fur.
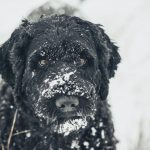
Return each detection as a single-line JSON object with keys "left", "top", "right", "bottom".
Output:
{"left": 0, "top": 15, "right": 120, "bottom": 150}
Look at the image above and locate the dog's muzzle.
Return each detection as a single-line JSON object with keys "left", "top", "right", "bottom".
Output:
{"left": 35, "top": 69, "right": 97, "bottom": 134}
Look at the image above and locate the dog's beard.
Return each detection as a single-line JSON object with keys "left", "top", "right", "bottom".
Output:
{"left": 53, "top": 117, "right": 88, "bottom": 136}
{"left": 49, "top": 111, "right": 96, "bottom": 136}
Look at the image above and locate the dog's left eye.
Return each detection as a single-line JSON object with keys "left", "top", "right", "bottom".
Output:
{"left": 38, "top": 59, "right": 48, "bottom": 67}
{"left": 80, "top": 58, "right": 86, "bottom": 66}
{"left": 76, "top": 58, "right": 86, "bottom": 67}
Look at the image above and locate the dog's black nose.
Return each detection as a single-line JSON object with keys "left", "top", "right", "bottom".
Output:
{"left": 56, "top": 96, "right": 79, "bottom": 112}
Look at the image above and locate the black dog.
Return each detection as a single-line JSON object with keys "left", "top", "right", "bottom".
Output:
{"left": 0, "top": 15, "right": 120, "bottom": 150}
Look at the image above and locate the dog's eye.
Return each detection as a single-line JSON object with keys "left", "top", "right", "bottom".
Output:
{"left": 38, "top": 59, "right": 48, "bottom": 67}
{"left": 77, "top": 58, "right": 86, "bottom": 67}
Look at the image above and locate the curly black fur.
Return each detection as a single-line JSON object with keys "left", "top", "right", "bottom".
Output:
{"left": 0, "top": 15, "right": 120, "bottom": 150}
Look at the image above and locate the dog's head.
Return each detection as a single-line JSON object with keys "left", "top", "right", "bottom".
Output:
{"left": 0, "top": 15, "right": 120, "bottom": 135}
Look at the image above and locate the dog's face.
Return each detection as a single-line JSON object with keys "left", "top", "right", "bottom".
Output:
{"left": 0, "top": 15, "right": 120, "bottom": 135}
{"left": 22, "top": 24, "right": 99, "bottom": 134}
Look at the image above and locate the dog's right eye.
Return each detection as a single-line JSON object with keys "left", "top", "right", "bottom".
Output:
{"left": 79, "top": 58, "right": 86, "bottom": 66}
{"left": 38, "top": 59, "right": 48, "bottom": 67}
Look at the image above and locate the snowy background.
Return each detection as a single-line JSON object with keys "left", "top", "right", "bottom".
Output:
{"left": 0, "top": 0, "right": 150, "bottom": 149}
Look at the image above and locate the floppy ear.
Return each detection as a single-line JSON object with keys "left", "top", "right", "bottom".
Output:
{"left": 88, "top": 24, "right": 121, "bottom": 78}
{"left": 0, "top": 21, "right": 32, "bottom": 88}
{"left": 88, "top": 24, "right": 121, "bottom": 100}
{"left": 101, "top": 29, "right": 121, "bottom": 79}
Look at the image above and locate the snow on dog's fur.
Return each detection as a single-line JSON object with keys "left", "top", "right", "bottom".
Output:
{"left": 0, "top": 15, "right": 120, "bottom": 150}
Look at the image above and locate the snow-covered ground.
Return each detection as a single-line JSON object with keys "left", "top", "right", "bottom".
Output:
{"left": 0, "top": 0, "right": 150, "bottom": 149}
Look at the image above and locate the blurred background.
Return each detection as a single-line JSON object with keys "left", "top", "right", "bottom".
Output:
{"left": 0, "top": 0, "right": 150, "bottom": 149}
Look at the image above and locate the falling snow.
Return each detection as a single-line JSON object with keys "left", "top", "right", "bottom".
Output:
{"left": 101, "top": 130, "right": 105, "bottom": 139}
{"left": 26, "top": 132, "right": 31, "bottom": 138}
{"left": 91, "top": 127, "right": 97, "bottom": 136}
{"left": 71, "top": 140, "right": 80, "bottom": 149}
{"left": 83, "top": 141, "right": 89, "bottom": 149}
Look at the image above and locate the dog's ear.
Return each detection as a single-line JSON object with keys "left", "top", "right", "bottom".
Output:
{"left": 0, "top": 21, "right": 32, "bottom": 87}
{"left": 87, "top": 24, "right": 121, "bottom": 78}
{"left": 89, "top": 24, "right": 121, "bottom": 100}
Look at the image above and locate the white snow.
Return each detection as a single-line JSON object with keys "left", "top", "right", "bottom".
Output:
{"left": 41, "top": 71, "right": 76, "bottom": 97}
{"left": 91, "top": 127, "right": 97, "bottom": 136}
{"left": 99, "top": 122, "right": 103, "bottom": 127}
{"left": 71, "top": 140, "right": 80, "bottom": 149}
{"left": 26, "top": 132, "right": 31, "bottom": 138}
{"left": 101, "top": 130, "right": 105, "bottom": 139}
{"left": 83, "top": 141, "right": 89, "bottom": 149}
{"left": 0, "top": 0, "right": 150, "bottom": 149}
{"left": 54, "top": 118, "right": 87, "bottom": 135}
{"left": 32, "top": 71, "right": 35, "bottom": 77}
{"left": 10, "top": 105, "right": 14, "bottom": 109}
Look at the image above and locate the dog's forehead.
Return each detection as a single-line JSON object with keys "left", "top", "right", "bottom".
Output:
{"left": 27, "top": 27, "right": 97, "bottom": 59}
